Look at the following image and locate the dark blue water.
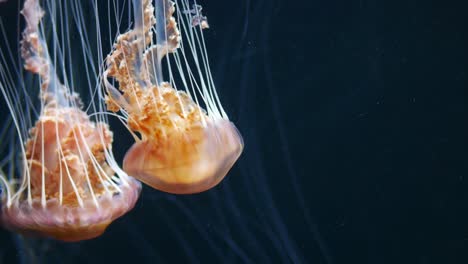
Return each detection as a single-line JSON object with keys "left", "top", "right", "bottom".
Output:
{"left": 1, "top": 0, "right": 468, "bottom": 263}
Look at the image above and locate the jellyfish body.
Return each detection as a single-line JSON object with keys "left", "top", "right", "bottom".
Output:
{"left": 104, "top": 0, "right": 243, "bottom": 194}
{"left": 121, "top": 86, "right": 243, "bottom": 194}
{"left": 1, "top": 105, "right": 141, "bottom": 241}
{"left": 0, "top": 0, "right": 140, "bottom": 241}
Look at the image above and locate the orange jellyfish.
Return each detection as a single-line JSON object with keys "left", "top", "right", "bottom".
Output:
{"left": 103, "top": 0, "right": 244, "bottom": 194}
{"left": 0, "top": 0, "right": 141, "bottom": 241}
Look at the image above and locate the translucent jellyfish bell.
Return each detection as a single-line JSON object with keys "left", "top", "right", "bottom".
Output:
{"left": 0, "top": 0, "right": 140, "bottom": 241}
{"left": 104, "top": 0, "right": 243, "bottom": 194}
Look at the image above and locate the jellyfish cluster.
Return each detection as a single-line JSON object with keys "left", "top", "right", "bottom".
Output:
{"left": 0, "top": 0, "right": 243, "bottom": 242}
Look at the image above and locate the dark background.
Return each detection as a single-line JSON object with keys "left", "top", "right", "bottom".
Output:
{"left": 1, "top": 0, "right": 468, "bottom": 263}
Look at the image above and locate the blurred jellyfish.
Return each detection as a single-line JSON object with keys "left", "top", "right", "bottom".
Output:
{"left": 0, "top": 0, "right": 141, "bottom": 242}
{"left": 103, "top": 0, "right": 244, "bottom": 194}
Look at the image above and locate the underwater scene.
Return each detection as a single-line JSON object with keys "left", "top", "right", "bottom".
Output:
{"left": 1, "top": 0, "right": 468, "bottom": 263}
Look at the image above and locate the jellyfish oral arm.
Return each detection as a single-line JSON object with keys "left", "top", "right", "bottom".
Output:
{"left": 21, "top": 0, "right": 68, "bottom": 106}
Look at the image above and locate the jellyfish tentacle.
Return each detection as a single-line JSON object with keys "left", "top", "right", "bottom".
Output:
{"left": 103, "top": 78, "right": 134, "bottom": 112}
{"left": 176, "top": 0, "right": 225, "bottom": 119}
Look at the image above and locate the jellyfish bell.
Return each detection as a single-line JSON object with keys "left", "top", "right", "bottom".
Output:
{"left": 0, "top": 0, "right": 141, "bottom": 241}
{"left": 104, "top": 0, "right": 244, "bottom": 194}
{"left": 122, "top": 105, "right": 243, "bottom": 194}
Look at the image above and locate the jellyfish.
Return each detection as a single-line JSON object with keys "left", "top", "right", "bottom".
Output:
{"left": 103, "top": 0, "right": 244, "bottom": 194}
{"left": 0, "top": 0, "right": 141, "bottom": 241}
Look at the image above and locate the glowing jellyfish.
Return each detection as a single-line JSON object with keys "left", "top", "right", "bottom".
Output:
{"left": 0, "top": 0, "right": 141, "bottom": 241}
{"left": 103, "top": 0, "right": 244, "bottom": 194}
